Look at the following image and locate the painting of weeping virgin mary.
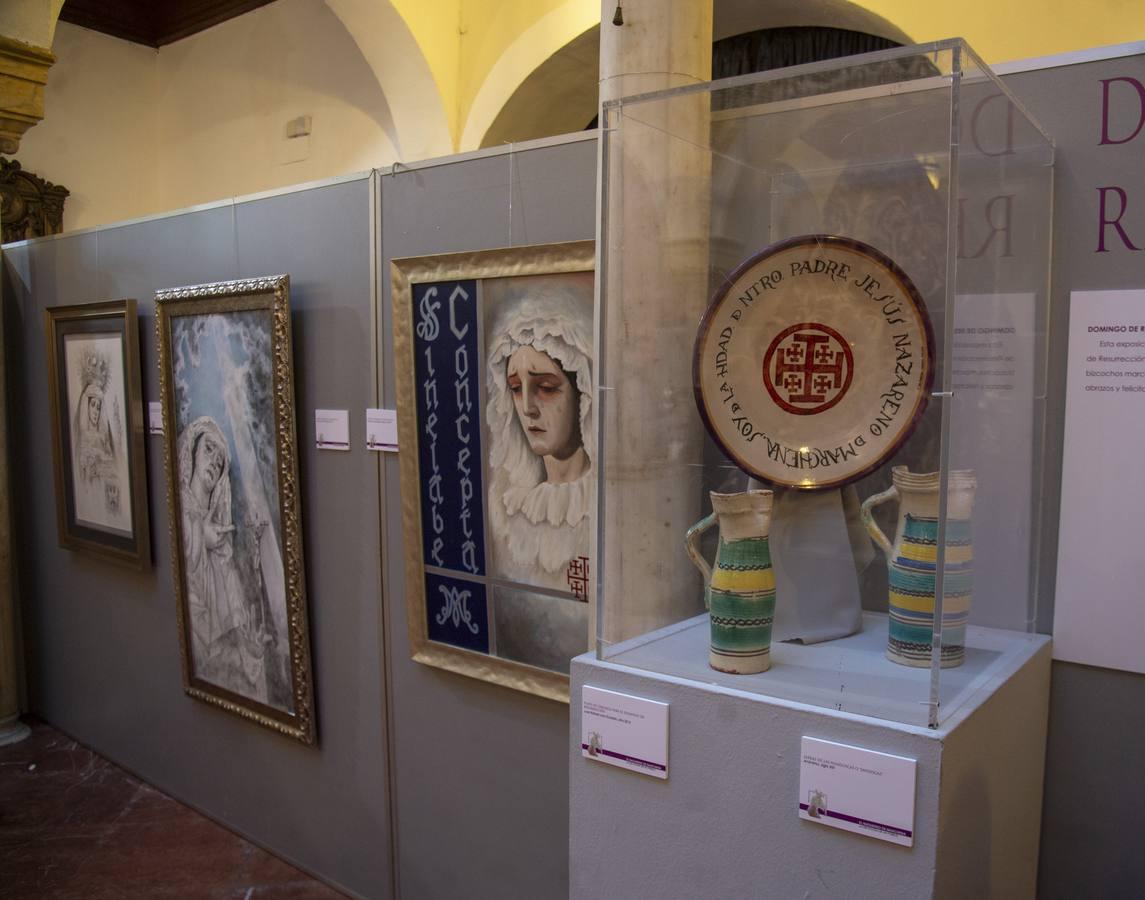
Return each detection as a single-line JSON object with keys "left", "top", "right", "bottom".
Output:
{"left": 392, "top": 240, "right": 595, "bottom": 702}
{"left": 46, "top": 299, "right": 150, "bottom": 568}
{"left": 156, "top": 275, "right": 314, "bottom": 744}
{"left": 484, "top": 273, "right": 594, "bottom": 591}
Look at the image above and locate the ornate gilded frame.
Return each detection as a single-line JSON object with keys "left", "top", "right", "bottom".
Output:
{"left": 155, "top": 275, "right": 315, "bottom": 744}
{"left": 44, "top": 299, "right": 151, "bottom": 569}
{"left": 391, "top": 241, "right": 595, "bottom": 703}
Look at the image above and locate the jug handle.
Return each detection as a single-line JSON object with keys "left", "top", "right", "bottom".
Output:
{"left": 685, "top": 512, "right": 717, "bottom": 608}
{"left": 860, "top": 486, "right": 897, "bottom": 557}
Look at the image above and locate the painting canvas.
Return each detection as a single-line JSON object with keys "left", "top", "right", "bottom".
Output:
{"left": 46, "top": 300, "right": 150, "bottom": 568}
{"left": 392, "top": 241, "right": 595, "bottom": 703}
{"left": 156, "top": 275, "right": 314, "bottom": 744}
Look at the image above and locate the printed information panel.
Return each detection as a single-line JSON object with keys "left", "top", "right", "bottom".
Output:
{"left": 950, "top": 294, "right": 1036, "bottom": 629}
{"left": 581, "top": 685, "right": 668, "bottom": 779}
{"left": 798, "top": 736, "right": 917, "bottom": 847}
{"left": 1054, "top": 290, "right": 1145, "bottom": 674}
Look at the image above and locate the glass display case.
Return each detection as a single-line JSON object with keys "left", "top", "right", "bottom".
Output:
{"left": 594, "top": 39, "right": 1054, "bottom": 728}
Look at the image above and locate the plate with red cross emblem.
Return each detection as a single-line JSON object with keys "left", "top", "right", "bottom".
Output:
{"left": 693, "top": 235, "right": 934, "bottom": 490}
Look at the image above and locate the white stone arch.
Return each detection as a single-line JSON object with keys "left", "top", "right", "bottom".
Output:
{"left": 712, "top": 0, "right": 913, "bottom": 44}
{"left": 471, "top": 0, "right": 915, "bottom": 150}
{"left": 325, "top": 0, "right": 452, "bottom": 161}
{"left": 461, "top": 0, "right": 599, "bottom": 152}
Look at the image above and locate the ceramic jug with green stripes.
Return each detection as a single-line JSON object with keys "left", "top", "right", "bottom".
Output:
{"left": 685, "top": 490, "right": 776, "bottom": 674}
{"left": 861, "top": 466, "right": 976, "bottom": 668}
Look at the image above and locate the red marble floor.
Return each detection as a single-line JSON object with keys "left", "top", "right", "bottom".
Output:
{"left": 0, "top": 719, "right": 343, "bottom": 899}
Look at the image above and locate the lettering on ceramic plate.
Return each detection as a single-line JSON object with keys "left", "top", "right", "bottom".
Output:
{"left": 707, "top": 257, "right": 919, "bottom": 472}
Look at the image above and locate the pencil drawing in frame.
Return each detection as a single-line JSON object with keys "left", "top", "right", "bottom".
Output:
{"left": 391, "top": 240, "right": 595, "bottom": 703}
{"left": 45, "top": 299, "right": 150, "bottom": 569}
{"left": 155, "top": 275, "right": 315, "bottom": 744}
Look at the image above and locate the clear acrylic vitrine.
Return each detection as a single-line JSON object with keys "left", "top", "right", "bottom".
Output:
{"left": 594, "top": 39, "right": 1054, "bottom": 728}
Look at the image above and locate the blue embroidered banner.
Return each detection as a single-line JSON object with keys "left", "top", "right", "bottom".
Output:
{"left": 424, "top": 572, "right": 489, "bottom": 654}
{"left": 412, "top": 279, "right": 487, "bottom": 577}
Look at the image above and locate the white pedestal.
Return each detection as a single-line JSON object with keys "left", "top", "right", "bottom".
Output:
{"left": 570, "top": 621, "right": 1051, "bottom": 899}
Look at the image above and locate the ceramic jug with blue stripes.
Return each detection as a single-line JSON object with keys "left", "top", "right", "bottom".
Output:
{"left": 685, "top": 490, "right": 776, "bottom": 674}
{"left": 861, "top": 466, "right": 976, "bottom": 668}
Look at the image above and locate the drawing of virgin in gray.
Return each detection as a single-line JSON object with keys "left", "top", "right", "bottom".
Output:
{"left": 178, "top": 416, "right": 280, "bottom": 706}
{"left": 484, "top": 273, "right": 594, "bottom": 593}
{"left": 70, "top": 347, "right": 129, "bottom": 530}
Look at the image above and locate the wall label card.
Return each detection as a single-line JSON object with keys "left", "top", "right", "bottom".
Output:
{"left": 148, "top": 401, "right": 163, "bottom": 435}
{"left": 1054, "top": 290, "right": 1145, "bottom": 673}
{"left": 581, "top": 686, "right": 668, "bottom": 779}
{"left": 798, "top": 737, "right": 916, "bottom": 847}
{"left": 315, "top": 409, "right": 349, "bottom": 451}
{"left": 366, "top": 407, "right": 398, "bottom": 452}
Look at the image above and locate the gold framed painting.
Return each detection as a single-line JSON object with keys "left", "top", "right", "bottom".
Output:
{"left": 392, "top": 241, "right": 595, "bottom": 703}
{"left": 45, "top": 299, "right": 150, "bottom": 569}
{"left": 155, "top": 275, "right": 315, "bottom": 744}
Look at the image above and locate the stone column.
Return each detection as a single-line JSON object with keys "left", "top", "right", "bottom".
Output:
{"left": 0, "top": 3, "right": 59, "bottom": 746}
{"left": 597, "top": 0, "right": 712, "bottom": 646}
{"left": 0, "top": 34, "right": 54, "bottom": 154}
{"left": 0, "top": 243, "right": 27, "bottom": 746}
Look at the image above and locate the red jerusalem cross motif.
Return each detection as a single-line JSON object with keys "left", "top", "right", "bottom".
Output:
{"left": 762, "top": 322, "right": 854, "bottom": 416}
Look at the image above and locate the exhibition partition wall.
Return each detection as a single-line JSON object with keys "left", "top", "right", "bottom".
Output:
{"left": 378, "top": 135, "right": 597, "bottom": 899}
{"left": 2, "top": 175, "right": 393, "bottom": 897}
{"left": 1000, "top": 48, "right": 1145, "bottom": 898}
{"left": 1, "top": 133, "right": 598, "bottom": 899}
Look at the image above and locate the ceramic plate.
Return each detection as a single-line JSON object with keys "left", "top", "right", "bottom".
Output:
{"left": 693, "top": 235, "right": 934, "bottom": 490}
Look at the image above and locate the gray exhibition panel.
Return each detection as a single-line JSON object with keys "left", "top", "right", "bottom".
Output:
{"left": 1000, "top": 52, "right": 1145, "bottom": 898}
{"left": 2, "top": 176, "right": 392, "bottom": 898}
{"left": 378, "top": 136, "right": 597, "bottom": 900}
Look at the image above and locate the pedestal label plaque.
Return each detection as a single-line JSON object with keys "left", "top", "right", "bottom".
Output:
{"left": 799, "top": 736, "right": 917, "bottom": 847}
{"left": 581, "top": 686, "right": 668, "bottom": 779}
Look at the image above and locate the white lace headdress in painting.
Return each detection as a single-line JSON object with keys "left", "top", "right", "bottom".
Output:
{"left": 484, "top": 274, "right": 593, "bottom": 580}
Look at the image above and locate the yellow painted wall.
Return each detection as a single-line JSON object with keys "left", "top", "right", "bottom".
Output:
{"left": 390, "top": 0, "right": 462, "bottom": 144}
{"left": 19, "top": 2, "right": 398, "bottom": 230}
{"left": 14, "top": 0, "right": 1145, "bottom": 229}
{"left": 861, "top": 0, "right": 1145, "bottom": 63}
{"left": 395, "top": 0, "right": 1145, "bottom": 150}
{"left": 390, "top": 0, "right": 595, "bottom": 148}
{"left": 457, "top": 0, "right": 592, "bottom": 126}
